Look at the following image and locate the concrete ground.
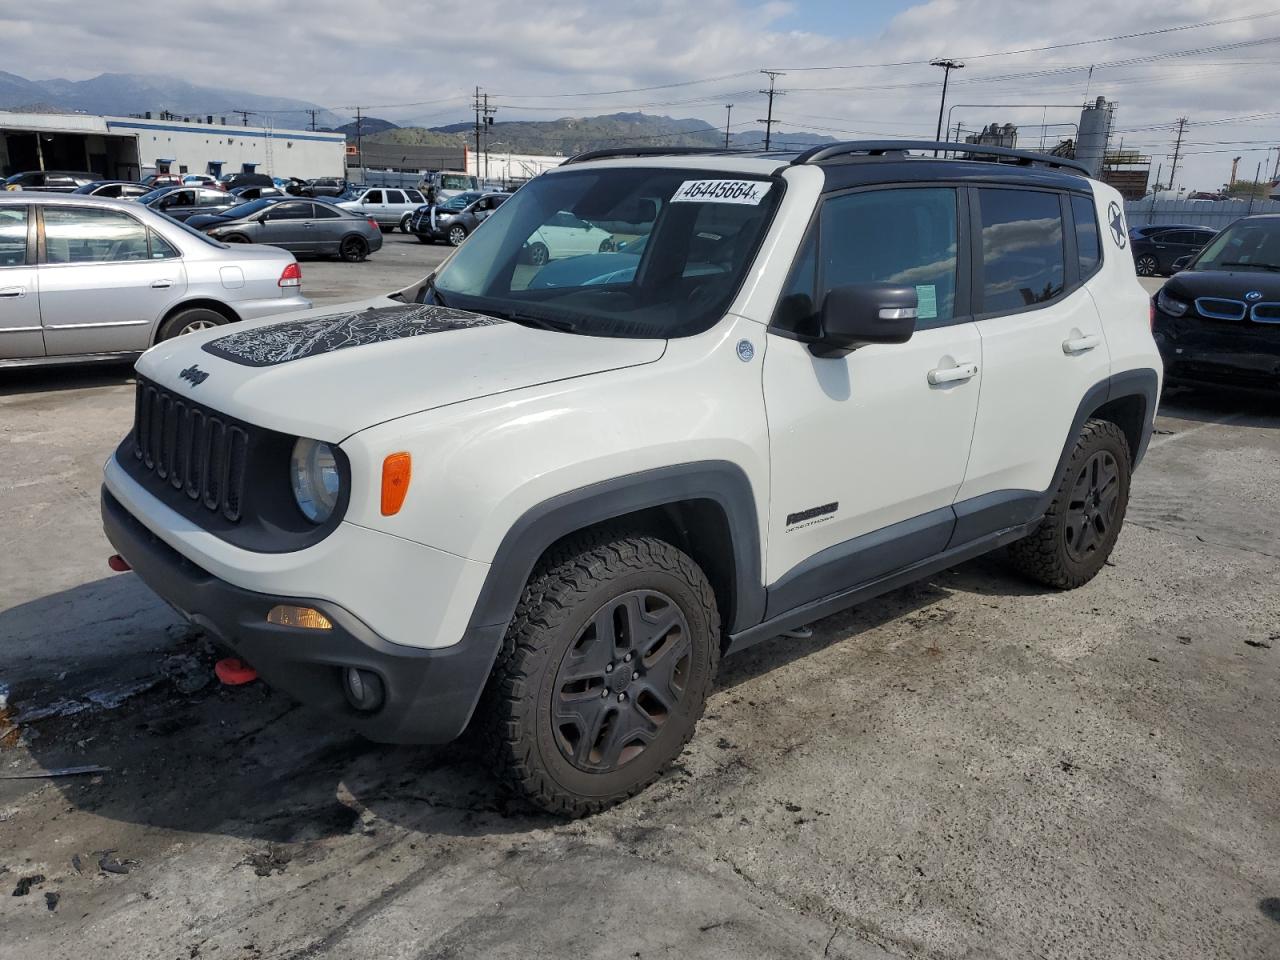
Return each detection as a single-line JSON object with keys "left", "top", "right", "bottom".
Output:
{"left": 3, "top": 268, "right": 1279, "bottom": 960}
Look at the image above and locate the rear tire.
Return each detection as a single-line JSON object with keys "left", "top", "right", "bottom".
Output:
{"left": 340, "top": 235, "right": 369, "bottom": 262}
{"left": 157, "top": 307, "right": 227, "bottom": 342}
{"left": 482, "top": 533, "right": 720, "bottom": 817}
{"left": 1007, "top": 419, "right": 1131, "bottom": 589}
{"left": 1134, "top": 254, "right": 1159, "bottom": 277}
{"left": 527, "top": 241, "right": 549, "bottom": 266}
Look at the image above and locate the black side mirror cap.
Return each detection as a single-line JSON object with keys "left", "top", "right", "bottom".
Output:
{"left": 809, "top": 283, "right": 919, "bottom": 358}
{"left": 1171, "top": 256, "right": 1191, "bottom": 272}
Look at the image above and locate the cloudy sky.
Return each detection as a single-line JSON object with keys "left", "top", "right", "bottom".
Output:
{"left": 4, "top": 0, "right": 1279, "bottom": 191}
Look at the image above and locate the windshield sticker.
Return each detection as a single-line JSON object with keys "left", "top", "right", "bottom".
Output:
{"left": 670, "top": 180, "right": 772, "bottom": 205}
{"left": 202, "top": 304, "right": 503, "bottom": 367}
{"left": 915, "top": 285, "right": 938, "bottom": 320}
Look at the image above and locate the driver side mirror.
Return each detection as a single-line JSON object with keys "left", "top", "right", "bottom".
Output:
{"left": 1171, "top": 255, "right": 1191, "bottom": 272}
{"left": 809, "top": 284, "right": 918, "bottom": 358}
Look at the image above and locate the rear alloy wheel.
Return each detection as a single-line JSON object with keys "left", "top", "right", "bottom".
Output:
{"left": 1134, "top": 254, "right": 1159, "bottom": 277}
{"left": 157, "top": 307, "right": 227, "bottom": 342}
{"left": 483, "top": 534, "right": 720, "bottom": 817}
{"left": 1007, "top": 419, "right": 1131, "bottom": 589}
{"left": 340, "top": 235, "right": 369, "bottom": 262}
{"left": 400, "top": 215, "right": 413, "bottom": 233}
{"left": 448, "top": 224, "right": 468, "bottom": 247}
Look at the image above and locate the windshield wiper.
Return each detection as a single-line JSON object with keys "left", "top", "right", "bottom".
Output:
{"left": 1218, "top": 260, "right": 1280, "bottom": 272}
{"left": 501, "top": 310, "right": 577, "bottom": 333}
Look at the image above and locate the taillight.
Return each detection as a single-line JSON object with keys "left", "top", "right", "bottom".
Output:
{"left": 279, "top": 262, "right": 302, "bottom": 288}
{"left": 1150, "top": 299, "right": 1156, "bottom": 331}
{"left": 367, "top": 218, "right": 379, "bottom": 230}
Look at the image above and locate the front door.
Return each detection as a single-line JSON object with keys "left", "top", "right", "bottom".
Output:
{"left": 38, "top": 204, "right": 187, "bottom": 356}
{"left": 261, "top": 200, "right": 318, "bottom": 251}
{"left": 0, "top": 204, "right": 44, "bottom": 360}
{"left": 763, "top": 186, "right": 982, "bottom": 613}
{"left": 361, "top": 189, "right": 387, "bottom": 224}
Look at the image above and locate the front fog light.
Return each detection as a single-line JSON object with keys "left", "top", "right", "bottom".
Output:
{"left": 290, "top": 437, "right": 341, "bottom": 523}
{"left": 267, "top": 604, "right": 333, "bottom": 630}
{"left": 342, "top": 667, "right": 385, "bottom": 712}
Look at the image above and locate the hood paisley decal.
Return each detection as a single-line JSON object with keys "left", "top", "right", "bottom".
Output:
{"left": 202, "top": 303, "right": 504, "bottom": 367}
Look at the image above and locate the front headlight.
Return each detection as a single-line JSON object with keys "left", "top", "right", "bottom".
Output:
{"left": 1156, "top": 289, "right": 1189, "bottom": 317}
{"left": 290, "top": 437, "right": 341, "bottom": 523}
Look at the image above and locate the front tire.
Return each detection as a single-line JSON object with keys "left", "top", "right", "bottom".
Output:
{"left": 400, "top": 215, "right": 413, "bottom": 233}
{"left": 483, "top": 534, "right": 720, "bottom": 817}
{"left": 1007, "top": 419, "right": 1131, "bottom": 589}
{"left": 447, "top": 224, "right": 468, "bottom": 246}
{"left": 1134, "top": 254, "right": 1159, "bottom": 277}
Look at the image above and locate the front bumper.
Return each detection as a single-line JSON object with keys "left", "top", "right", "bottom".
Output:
{"left": 1155, "top": 310, "right": 1280, "bottom": 390}
{"left": 410, "top": 212, "right": 454, "bottom": 238}
{"left": 102, "top": 488, "right": 504, "bottom": 744}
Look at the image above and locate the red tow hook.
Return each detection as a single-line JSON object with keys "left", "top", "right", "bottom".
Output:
{"left": 215, "top": 658, "right": 259, "bottom": 686}
{"left": 107, "top": 554, "right": 131, "bottom": 572}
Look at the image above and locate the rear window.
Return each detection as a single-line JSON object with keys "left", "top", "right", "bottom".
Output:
{"left": 976, "top": 188, "right": 1065, "bottom": 314}
{"left": 1071, "top": 195, "right": 1101, "bottom": 276}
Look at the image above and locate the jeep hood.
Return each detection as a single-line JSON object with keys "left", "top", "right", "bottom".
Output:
{"left": 136, "top": 298, "right": 666, "bottom": 441}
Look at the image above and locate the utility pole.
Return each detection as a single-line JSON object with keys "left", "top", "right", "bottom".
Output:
{"left": 930, "top": 59, "right": 965, "bottom": 154}
{"left": 724, "top": 104, "right": 733, "bottom": 149}
{"left": 1229, "top": 156, "right": 1241, "bottom": 190}
{"left": 952, "top": 120, "right": 963, "bottom": 144}
{"left": 1247, "top": 159, "right": 1263, "bottom": 216}
{"left": 1272, "top": 145, "right": 1280, "bottom": 180}
{"left": 307, "top": 109, "right": 318, "bottom": 132}
{"left": 1168, "top": 117, "right": 1187, "bottom": 191}
{"left": 233, "top": 109, "right": 252, "bottom": 126}
{"left": 481, "top": 92, "right": 497, "bottom": 182}
{"left": 758, "top": 71, "right": 784, "bottom": 151}
{"left": 354, "top": 106, "right": 364, "bottom": 181}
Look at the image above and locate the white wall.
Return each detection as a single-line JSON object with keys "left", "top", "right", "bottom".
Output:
{"left": 1126, "top": 197, "right": 1280, "bottom": 231}
{"left": 465, "top": 150, "right": 564, "bottom": 181}
{"left": 109, "top": 118, "right": 345, "bottom": 179}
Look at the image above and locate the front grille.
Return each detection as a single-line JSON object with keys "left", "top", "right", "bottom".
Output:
{"left": 132, "top": 380, "right": 249, "bottom": 521}
{"left": 1195, "top": 297, "right": 1246, "bottom": 321}
{"left": 1252, "top": 303, "right": 1280, "bottom": 324}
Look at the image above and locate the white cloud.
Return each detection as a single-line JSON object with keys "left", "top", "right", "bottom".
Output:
{"left": 6, "top": 0, "right": 1279, "bottom": 190}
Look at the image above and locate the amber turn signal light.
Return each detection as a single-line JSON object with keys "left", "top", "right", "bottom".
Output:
{"left": 381, "top": 452, "right": 412, "bottom": 516}
{"left": 266, "top": 605, "right": 333, "bottom": 630}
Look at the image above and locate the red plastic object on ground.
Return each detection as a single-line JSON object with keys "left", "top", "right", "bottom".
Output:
{"left": 214, "top": 658, "right": 258, "bottom": 685}
{"left": 107, "top": 554, "right": 131, "bottom": 572}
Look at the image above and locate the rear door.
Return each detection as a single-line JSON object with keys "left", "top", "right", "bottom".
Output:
{"left": 384, "top": 189, "right": 407, "bottom": 222}
{"left": 38, "top": 204, "right": 187, "bottom": 355}
{"left": 956, "top": 187, "right": 1111, "bottom": 530}
{"left": 0, "top": 204, "right": 44, "bottom": 360}
{"left": 307, "top": 202, "right": 347, "bottom": 252}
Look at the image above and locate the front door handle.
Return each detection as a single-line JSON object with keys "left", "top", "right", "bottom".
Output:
{"left": 927, "top": 362, "right": 978, "bottom": 385}
{"left": 151, "top": 279, "right": 174, "bottom": 289}
{"left": 0, "top": 286, "right": 25, "bottom": 298}
{"left": 1062, "top": 334, "right": 1101, "bottom": 354}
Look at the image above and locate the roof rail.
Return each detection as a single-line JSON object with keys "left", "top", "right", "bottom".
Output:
{"left": 561, "top": 146, "right": 736, "bottom": 166}
{"left": 791, "top": 140, "right": 1091, "bottom": 175}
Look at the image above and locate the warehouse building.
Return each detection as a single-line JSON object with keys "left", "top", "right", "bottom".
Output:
{"left": 0, "top": 110, "right": 346, "bottom": 181}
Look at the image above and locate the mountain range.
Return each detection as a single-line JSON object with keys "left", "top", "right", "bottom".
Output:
{"left": 0, "top": 71, "right": 346, "bottom": 131}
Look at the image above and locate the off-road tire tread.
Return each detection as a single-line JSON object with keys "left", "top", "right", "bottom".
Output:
{"left": 480, "top": 531, "right": 720, "bottom": 818}
{"left": 1007, "top": 418, "right": 1131, "bottom": 590}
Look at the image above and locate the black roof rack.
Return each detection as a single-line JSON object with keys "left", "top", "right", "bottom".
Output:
{"left": 791, "top": 140, "right": 1091, "bottom": 175}
{"left": 561, "top": 146, "right": 737, "bottom": 166}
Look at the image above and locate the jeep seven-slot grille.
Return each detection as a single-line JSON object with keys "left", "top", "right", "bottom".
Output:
{"left": 132, "top": 381, "right": 249, "bottom": 521}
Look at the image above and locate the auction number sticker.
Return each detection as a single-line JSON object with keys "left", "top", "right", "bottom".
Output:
{"left": 670, "top": 180, "right": 772, "bottom": 205}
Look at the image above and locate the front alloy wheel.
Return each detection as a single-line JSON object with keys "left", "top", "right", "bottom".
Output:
{"left": 483, "top": 534, "right": 720, "bottom": 817}
{"left": 1135, "top": 254, "right": 1159, "bottom": 277}
{"left": 448, "top": 224, "right": 468, "bottom": 246}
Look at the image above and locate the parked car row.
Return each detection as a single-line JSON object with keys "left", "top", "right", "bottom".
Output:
{"left": 1128, "top": 223, "right": 1218, "bottom": 277}
{"left": 0, "top": 193, "right": 310, "bottom": 368}
{"left": 187, "top": 197, "right": 383, "bottom": 261}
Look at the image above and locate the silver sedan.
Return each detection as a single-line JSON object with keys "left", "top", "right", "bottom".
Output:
{"left": 0, "top": 192, "right": 311, "bottom": 368}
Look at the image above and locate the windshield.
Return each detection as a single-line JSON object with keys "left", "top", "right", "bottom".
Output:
{"left": 441, "top": 192, "right": 482, "bottom": 210}
{"left": 1192, "top": 220, "right": 1280, "bottom": 272}
{"left": 440, "top": 174, "right": 476, "bottom": 190}
{"left": 431, "top": 167, "right": 780, "bottom": 339}
{"left": 138, "top": 187, "right": 180, "bottom": 204}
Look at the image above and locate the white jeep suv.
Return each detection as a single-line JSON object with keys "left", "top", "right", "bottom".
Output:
{"left": 101, "top": 142, "right": 1160, "bottom": 816}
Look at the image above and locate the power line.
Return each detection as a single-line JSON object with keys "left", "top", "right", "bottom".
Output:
{"left": 768, "top": 10, "right": 1280, "bottom": 71}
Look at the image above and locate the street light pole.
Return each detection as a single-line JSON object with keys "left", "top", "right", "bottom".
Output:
{"left": 930, "top": 59, "right": 965, "bottom": 153}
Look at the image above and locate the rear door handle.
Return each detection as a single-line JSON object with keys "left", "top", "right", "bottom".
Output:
{"left": 151, "top": 279, "right": 173, "bottom": 289}
{"left": 927, "top": 362, "right": 978, "bottom": 385}
{"left": 1062, "top": 334, "right": 1101, "bottom": 354}
{"left": 0, "top": 286, "right": 25, "bottom": 298}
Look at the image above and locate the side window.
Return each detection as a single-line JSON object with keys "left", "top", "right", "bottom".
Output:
{"left": 199, "top": 190, "right": 226, "bottom": 206}
{"left": 405, "top": 190, "right": 425, "bottom": 203}
{"left": 364, "top": 190, "right": 383, "bottom": 204}
{"left": 821, "top": 187, "right": 959, "bottom": 329}
{"left": 1071, "top": 195, "right": 1101, "bottom": 276}
{"left": 149, "top": 230, "right": 180, "bottom": 259}
{"left": 773, "top": 229, "right": 818, "bottom": 335}
{"left": 310, "top": 203, "right": 340, "bottom": 219}
{"left": 385, "top": 189, "right": 406, "bottom": 204}
{"left": 271, "top": 203, "right": 312, "bottom": 220}
{"left": 976, "top": 188, "right": 1064, "bottom": 314}
{"left": 0, "top": 207, "right": 28, "bottom": 267}
{"left": 43, "top": 207, "right": 151, "bottom": 264}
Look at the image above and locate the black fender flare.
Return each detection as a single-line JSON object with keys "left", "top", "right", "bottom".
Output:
{"left": 465, "top": 461, "right": 766, "bottom": 636}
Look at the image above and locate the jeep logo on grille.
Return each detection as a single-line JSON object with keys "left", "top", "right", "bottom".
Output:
{"left": 179, "top": 364, "right": 209, "bottom": 387}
